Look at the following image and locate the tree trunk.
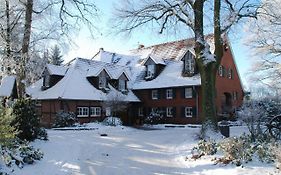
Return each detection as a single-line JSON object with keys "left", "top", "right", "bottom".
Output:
{"left": 19, "top": 0, "right": 33, "bottom": 97}
{"left": 194, "top": 0, "right": 220, "bottom": 131}
{"left": 5, "top": 0, "right": 11, "bottom": 59}
{"left": 199, "top": 63, "right": 217, "bottom": 127}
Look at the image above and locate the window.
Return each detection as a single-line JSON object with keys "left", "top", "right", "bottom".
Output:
{"left": 185, "top": 88, "right": 193, "bottom": 98}
{"left": 152, "top": 90, "right": 158, "bottom": 100}
{"left": 166, "top": 107, "right": 173, "bottom": 117}
{"left": 35, "top": 100, "right": 41, "bottom": 106}
{"left": 138, "top": 107, "right": 144, "bottom": 116}
{"left": 185, "top": 107, "right": 193, "bottom": 117}
{"left": 90, "top": 107, "right": 101, "bottom": 117}
{"left": 184, "top": 58, "right": 195, "bottom": 74}
{"left": 147, "top": 64, "right": 155, "bottom": 78}
{"left": 119, "top": 79, "right": 126, "bottom": 91}
{"left": 233, "top": 92, "right": 238, "bottom": 101}
{"left": 44, "top": 75, "right": 50, "bottom": 87}
{"left": 105, "top": 107, "right": 111, "bottom": 116}
{"left": 218, "top": 65, "right": 223, "bottom": 76}
{"left": 99, "top": 75, "right": 107, "bottom": 88}
{"left": 166, "top": 89, "right": 173, "bottom": 99}
{"left": 228, "top": 68, "right": 233, "bottom": 79}
{"left": 77, "top": 107, "right": 89, "bottom": 117}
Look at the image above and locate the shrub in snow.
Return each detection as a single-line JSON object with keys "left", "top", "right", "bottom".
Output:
{"left": 1, "top": 140, "right": 43, "bottom": 170}
{"left": 102, "top": 117, "right": 123, "bottom": 126}
{"left": 192, "top": 133, "right": 280, "bottom": 166}
{"left": 11, "top": 98, "right": 47, "bottom": 141}
{"left": 218, "top": 134, "right": 254, "bottom": 165}
{"left": 53, "top": 111, "right": 78, "bottom": 128}
{"left": 144, "top": 111, "right": 165, "bottom": 125}
{"left": 0, "top": 107, "right": 16, "bottom": 146}
{"left": 238, "top": 100, "right": 268, "bottom": 141}
{"left": 273, "top": 145, "right": 281, "bottom": 170}
{"left": 192, "top": 139, "right": 217, "bottom": 159}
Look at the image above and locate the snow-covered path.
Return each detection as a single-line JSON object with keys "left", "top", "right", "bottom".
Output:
{"left": 12, "top": 125, "right": 277, "bottom": 175}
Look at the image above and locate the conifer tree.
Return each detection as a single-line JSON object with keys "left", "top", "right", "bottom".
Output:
{"left": 49, "top": 45, "right": 64, "bottom": 66}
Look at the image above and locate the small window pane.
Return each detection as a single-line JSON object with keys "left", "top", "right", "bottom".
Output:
{"left": 185, "top": 88, "right": 192, "bottom": 98}
{"left": 152, "top": 90, "right": 158, "bottom": 100}
{"left": 166, "top": 89, "right": 173, "bottom": 99}
{"left": 185, "top": 107, "right": 192, "bottom": 117}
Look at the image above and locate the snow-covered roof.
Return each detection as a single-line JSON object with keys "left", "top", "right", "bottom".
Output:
{"left": 46, "top": 64, "right": 68, "bottom": 76}
{"left": 133, "top": 61, "right": 201, "bottom": 90}
{"left": 0, "top": 76, "right": 16, "bottom": 97}
{"left": 146, "top": 54, "right": 166, "bottom": 65}
{"left": 27, "top": 58, "right": 140, "bottom": 102}
{"left": 93, "top": 44, "right": 203, "bottom": 89}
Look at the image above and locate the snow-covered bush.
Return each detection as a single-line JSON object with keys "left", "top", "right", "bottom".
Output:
{"left": 237, "top": 100, "right": 269, "bottom": 141}
{"left": 102, "top": 117, "right": 123, "bottom": 126}
{"left": 1, "top": 140, "right": 43, "bottom": 170}
{"left": 53, "top": 111, "right": 78, "bottom": 128}
{"left": 11, "top": 98, "right": 47, "bottom": 141}
{"left": 272, "top": 144, "right": 281, "bottom": 170}
{"left": 218, "top": 134, "right": 254, "bottom": 165}
{"left": 192, "top": 139, "right": 217, "bottom": 158}
{"left": 144, "top": 110, "right": 165, "bottom": 125}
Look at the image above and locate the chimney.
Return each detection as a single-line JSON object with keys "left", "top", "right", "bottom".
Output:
{"left": 138, "top": 44, "right": 145, "bottom": 49}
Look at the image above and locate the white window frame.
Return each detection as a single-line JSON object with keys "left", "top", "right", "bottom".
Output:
{"left": 185, "top": 58, "right": 195, "bottom": 74}
{"left": 147, "top": 64, "right": 155, "bottom": 77}
{"left": 90, "top": 107, "right": 101, "bottom": 117}
{"left": 185, "top": 88, "right": 193, "bottom": 98}
{"left": 152, "top": 90, "right": 158, "bottom": 100}
{"left": 166, "top": 107, "right": 173, "bottom": 117}
{"left": 99, "top": 75, "right": 107, "bottom": 88}
{"left": 77, "top": 107, "right": 89, "bottom": 117}
{"left": 44, "top": 75, "right": 50, "bottom": 87}
{"left": 119, "top": 79, "right": 126, "bottom": 91}
{"left": 138, "top": 107, "right": 144, "bottom": 116}
{"left": 166, "top": 89, "right": 173, "bottom": 99}
{"left": 185, "top": 107, "right": 193, "bottom": 118}
{"left": 219, "top": 65, "right": 223, "bottom": 76}
{"left": 228, "top": 68, "right": 233, "bottom": 79}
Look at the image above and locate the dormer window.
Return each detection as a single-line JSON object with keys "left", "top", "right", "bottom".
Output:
{"left": 43, "top": 75, "right": 50, "bottom": 87}
{"left": 99, "top": 75, "right": 107, "bottom": 89}
{"left": 184, "top": 58, "right": 195, "bottom": 74}
{"left": 147, "top": 64, "right": 155, "bottom": 78}
{"left": 118, "top": 79, "right": 126, "bottom": 91}
{"left": 182, "top": 51, "right": 195, "bottom": 76}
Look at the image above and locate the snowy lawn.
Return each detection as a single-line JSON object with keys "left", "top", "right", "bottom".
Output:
{"left": 11, "top": 124, "right": 277, "bottom": 175}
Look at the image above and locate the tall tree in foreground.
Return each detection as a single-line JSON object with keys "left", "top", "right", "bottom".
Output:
{"left": 113, "top": 0, "right": 259, "bottom": 130}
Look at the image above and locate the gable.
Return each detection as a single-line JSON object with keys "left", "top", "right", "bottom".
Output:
{"left": 144, "top": 57, "right": 156, "bottom": 66}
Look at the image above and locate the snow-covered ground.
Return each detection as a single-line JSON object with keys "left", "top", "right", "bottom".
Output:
{"left": 11, "top": 124, "right": 277, "bottom": 175}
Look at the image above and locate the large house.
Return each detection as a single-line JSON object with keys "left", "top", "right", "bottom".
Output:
{"left": 27, "top": 36, "right": 244, "bottom": 127}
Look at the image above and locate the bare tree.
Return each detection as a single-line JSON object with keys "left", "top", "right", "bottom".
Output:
{"left": 102, "top": 92, "right": 129, "bottom": 125}
{"left": 0, "top": 0, "right": 99, "bottom": 97}
{"left": 246, "top": 0, "right": 281, "bottom": 91}
{"left": 113, "top": 0, "right": 259, "bottom": 130}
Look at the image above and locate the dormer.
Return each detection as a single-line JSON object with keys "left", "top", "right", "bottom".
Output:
{"left": 181, "top": 50, "right": 197, "bottom": 77}
{"left": 107, "top": 70, "right": 129, "bottom": 94}
{"left": 41, "top": 64, "right": 67, "bottom": 90}
{"left": 143, "top": 55, "right": 166, "bottom": 80}
{"left": 97, "top": 69, "right": 110, "bottom": 91}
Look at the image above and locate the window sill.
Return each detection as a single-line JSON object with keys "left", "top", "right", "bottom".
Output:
{"left": 90, "top": 115, "right": 101, "bottom": 117}
{"left": 77, "top": 115, "right": 89, "bottom": 118}
{"left": 185, "top": 115, "right": 192, "bottom": 118}
{"left": 166, "top": 115, "right": 173, "bottom": 117}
